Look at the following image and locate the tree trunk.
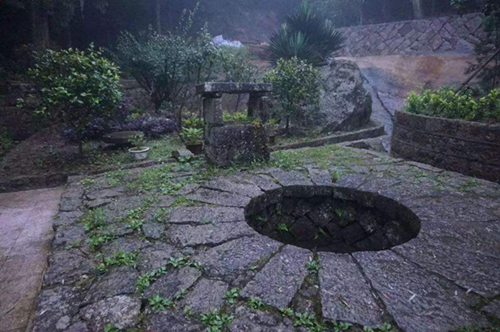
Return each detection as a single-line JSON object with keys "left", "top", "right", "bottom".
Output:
{"left": 155, "top": 0, "right": 161, "bottom": 34}
{"left": 411, "top": 0, "right": 424, "bottom": 19}
{"left": 29, "top": 0, "right": 50, "bottom": 50}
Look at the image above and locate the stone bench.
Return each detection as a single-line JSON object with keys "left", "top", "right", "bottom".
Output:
{"left": 197, "top": 82, "right": 273, "bottom": 167}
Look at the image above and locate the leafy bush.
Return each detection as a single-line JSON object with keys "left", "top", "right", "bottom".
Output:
{"left": 29, "top": 46, "right": 122, "bottom": 155}
{"left": 116, "top": 6, "right": 218, "bottom": 127}
{"left": 181, "top": 128, "right": 203, "bottom": 145}
{"left": 269, "top": 0, "right": 344, "bottom": 66}
{"left": 265, "top": 57, "right": 322, "bottom": 131}
{"left": 405, "top": 87, "right": 500, "bottom": 122}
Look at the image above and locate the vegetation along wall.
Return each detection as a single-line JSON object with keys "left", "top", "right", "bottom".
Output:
{"left": 391, "top": 110, "right": 500, "bottom": 183}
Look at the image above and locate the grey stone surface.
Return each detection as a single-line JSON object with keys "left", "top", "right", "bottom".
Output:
{"left": 203, "top": 177, "right": 263, "bottom": 197}
{"left": 102, "top": 237, "right": 149, "bottom": 256}
{"left": 144, "top": 267, "right": 201, "bottom": 299}
{"left": 80, "top": 295, "right": 141, "bottom": 331}
{"left": 32, "top": 287, "right": 81, "bottom": 332}
{"left": 269, "top": 169, "right": 312, "bottom": 186}
{"left": 197, "top": 82, "right": 272, "bottom": 94}
{"left": 142, "top": 221, "right": 164, "bottom": 239}
{"left": 187, "top": 188, "right": 251, "bottom": 207}
{"left": 307, "top": 167, "right": 334, "bottom": 186}
{"left": 43, "top": 250, "right": 94, "bottom": 286}
{"left": 52, "top": 225, "right": 86, "bottom": 249}
{"left": 136, "top": 243, "right": 180, "bottom": 273}
{"left": 241, "top": 173, "right": 282, "bottom": 191}
{"left": 183, "top": 278, "right": 229, "bottom": 314}
{"left": 84, "top": 266, "right": 138, "bottom": 303}
{"left": 483, "top": 300, "right": 500, "bottom": 319}
{"left": 197, "top": 235, "right": 282, "bottom": 279}
{"left": 169, "top": 221, "right": 256, "bottom": 247}
{"left": 145, "top": 309, "right": 203, "bottom": 331}
{"left": 172, "top": 149, "right": 194, "bottom": 161}
{"left": 229, "top": 306, "right": 291, "bottom": 332}
{"left": 241, "top": 245, "right": 311, "bottom": 308}
{"left": 319, "top": 253, "right": 383, "bottom": 327}
{"left": 354, "top": 250, "right": 488, "bottom": 332}
{"left": 169, "top": 206, "right": 245, "bottom": 224}
{"left": 318, "top": 60, "right": 372, "bottom": 133}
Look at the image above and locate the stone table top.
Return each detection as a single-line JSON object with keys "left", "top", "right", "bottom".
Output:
{"left": 31, "top": 146, "right": 500, "bottom": 332}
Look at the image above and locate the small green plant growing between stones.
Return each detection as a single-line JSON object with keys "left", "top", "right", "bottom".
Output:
{"left": 332, "top": 321, "right": 352, "bottom": 332}
{"left": 277, "top": 223, "right": 290, "bottom": 232}
{"left": 183, "top": 305, "right": 195, "bottom": 320}
{"left": 224, "top": 288, "right": 240, "bottom": 304}
{"left": 149, "top": 294, "right": 173, "bottom": 311}
{"left": 364, "top": 323, "right": 396, "bottom": 332}
{"left": 97, "top": 251, "right": 138, "bottom": 273}
{"left": 167, "top": 255, "right": 201, "bottom": 269}
{"left": 88, "top": 233, "right": 114, "bottom": 251}
{"left": 457, "top": 178, "right": 480, "bottom": 192}
{"left": 174, "top": 289, "right": 189, "bottom": 301}
{"left": 81, "top": 178, "right": 95, "bottom": 186}
{"left": 335, "top": 209, "right": 345, "bottom": 218}
{"left": 294, "top": 312, "right": 325, "bottom": 331}
{"left": 306, "top": 259, "right": 321, "bottom": 274}
{"left": 103, "top": 324, "right": 120, "bottom": 332}
{"left": 81, "top": 208, "right": 106, "bottom": 232}
{"left": 279, "top": 307, "right": 295, "bottom": 318}
{"left": 201, "top": 309, "right": 234, "bottom": 332}
{"left": 247, "top": 297, "right": 266, "bottom": 310}
{"left": 136, "top": 267, "right": 167, "bottom": 293}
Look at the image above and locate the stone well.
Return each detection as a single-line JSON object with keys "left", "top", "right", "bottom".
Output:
{"left": 392, "top": 110, "right": 500, "bottom": 183}
{"left": 245, "top": 186, "right": 421, "bottom": 253}
{"left": 197, "top": 82, "right": 272, "bottom": 167}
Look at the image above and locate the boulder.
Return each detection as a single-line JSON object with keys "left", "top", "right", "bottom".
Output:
{"left": 318, "top": 60, "right": 372, "bottom": 133}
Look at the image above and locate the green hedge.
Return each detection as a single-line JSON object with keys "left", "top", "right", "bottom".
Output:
{"left": 405, "top": 87, "right": 500, "bottom": 123}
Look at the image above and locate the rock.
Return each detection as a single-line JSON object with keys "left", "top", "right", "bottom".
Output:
{"left": 229, "top": 306, "right": 290, "bottom": 332}
{"left": 483, "top": 300, "right": 500, "bottom": 319}
{"left": 80, "top": 296, "right": 141, "bottom": 330}
{"left": 136, "top": 244, "right": 180, "bottom": 273}
{"left": 32, "top": 286, "right": 82, "bottom": 332}
{"left": 172, "top": 149, "right": 194, "bottom": 161}
{"left": 142, "top": 221, "right": 164, "bottom": 239}
{"left": 187, "top": 188, "right": 251, "bottom": 207}
{"left": 102, "top": 237, "right": 149, "bottom": 257}
{"left": 84, "top": 266, "right": 139, "bottom": 303}
{"left": 53, "top": 225, "right": 86, "bottom": 249}
{"left": 182, "top": 279, "right": 229, "bottom": 314}
{"left": 318, "top": 60, "right": 372, "bottom": 133}
{"left": 269, "top": 169, "right": 312, "bottom": 187}
{"left": 144, "top": 267, "right": 201, "bottom": 299}
{"left": 354, "top": 250, "right": 488, "bottom": 332}
{"left": 43, "top": 250, "right": 94, "bottom": 286}
{"left": 241, "top": 245, "right": 311, "bottom": 309}
{"left": 169, "top": 206, "right": 245, "bottom": 224}
{"left": 318, "top": 253, "right": 383, "bottom": 327}
{"left": 102, "top": 131, "right": 143, "bottom": 145}
{"left": 203, "top": 177, "right": 263, "bottom": 197}
{"left": 196, "top": 235, "right": 282, "bottom": 279}
{"left": 145, "top": 309, "right": 203, "bottom": 331}
{"left": 168, "top": 222, "right": 256, "bottom": 247}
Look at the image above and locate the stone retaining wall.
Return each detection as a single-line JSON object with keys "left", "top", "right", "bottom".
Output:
{"left": 337, "top": 13, "right": 487, "bottom": 57}
{"left": 391, "top": 110, "right": 500, "bottom": 183}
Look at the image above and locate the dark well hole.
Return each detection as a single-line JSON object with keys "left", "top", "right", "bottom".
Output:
{"left": 245, "top": 186, "right": 421, "bottom": 253}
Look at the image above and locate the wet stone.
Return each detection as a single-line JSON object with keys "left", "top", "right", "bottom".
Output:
{"left": 196, "top": 235, "right": 282, "bottom": 279}
{"left": 169, "top": 206, "right": 245, "bottom": 224}
{"left": 241, "top": 245, "right": 311, "bottom": 309}
{"left": 142, "top": 221, "right": 164, "bottom": 239}
{"left": 53, "top": 210, "right": 84, "bottom": 228}
{"left": 136, "top": 243, "right": 180, "bottom": 273}
{"left": 187, "top": 188, "right": 251, "bottom": 207}
{"left": 354, "top": 250, "right": 488, "bottom": 332}
{"left": 43, "top": 250, "right": 95, "bottom": 287}
{"left": 269, "top": 169, "right": 313, "bottom": 186}
{"left": 168, "top": 221, "right": 256, "bottom": 247}
{"left": 102, "top": 237, "right": 149, "bottom": 257}
{"left": 145, "top": 309, "right": 203, "bottom": 331}
{"left": 182, "top": 278, "right": 228, "bottom": 314}
{"left": 229, "top": 306, "right": 291, "bottom": 332}
{"left": 307, "top": 167, "right": 334, "bottom": 186}
{"left": 144, "top": 267, "right": 201, "bottom": 299}
{"left": 32, "top": 286, "right": 82, "bottom": 332}
{"left": 53, "top": 225, "right": 86, "bottom": 249}
{"left": 84, "top": 266, "right": 138, "bottom": 303}
{"left": 241, "top": 173, "right": 282, "bottom": 191}
{"left": 319, "top": 253, "right": 383, "bottom": 327}
{"left": 203, "top": 177, "right": 264, "bottom": 197}
{"left": 483, "top": 300, "right": 500, "bottom": 319}
{"left": 79, "top": 295, "right": 141, "bottom": 331}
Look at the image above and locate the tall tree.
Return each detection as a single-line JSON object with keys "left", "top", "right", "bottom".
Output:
{"left": 411, "top": 0, "right": 424, "bottom": 18}
{"left": 29, "top": 0, "right": 50, "bottom": 49}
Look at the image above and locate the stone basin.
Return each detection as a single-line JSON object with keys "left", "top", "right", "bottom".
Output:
{"left": 245, "top": 186, "right": 421, "bottom": 253}
{"left": 102, "top": 131, "right": 144, "bottom": 145}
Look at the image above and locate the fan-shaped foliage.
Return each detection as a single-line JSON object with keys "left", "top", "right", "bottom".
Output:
{"left": 269, "top": 0, "right": 344, "bottom": 65}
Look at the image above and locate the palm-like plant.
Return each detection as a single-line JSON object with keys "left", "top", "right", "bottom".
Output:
{"left": 269, "top": 0, "right": 345, "bottom": 66}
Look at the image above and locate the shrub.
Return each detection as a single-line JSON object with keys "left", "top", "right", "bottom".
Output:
{"left": 0, "top": 131, "right": 15, "bottom": 159}
{"left": 265, "top": 57, "right": 322, "bottom": 131}
{"left": 405, "top": 87, "right": 500, "bottom": 123}
{"left": 29, "top": 46, "right": 122, "bottom": 155}
{"left": 269, "top": 0, "right": 344, "bottom": 66}
{"left": 116, "top": 6, "right": 219, "bottom": 127}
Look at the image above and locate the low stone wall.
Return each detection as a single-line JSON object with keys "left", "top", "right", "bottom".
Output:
{"left": 391, "top": 111, "right": 500, "bottom": 183}
{"left": 337, "top": 13, "right": 487, "bottom": 57}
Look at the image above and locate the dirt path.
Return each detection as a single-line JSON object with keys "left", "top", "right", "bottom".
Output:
{"left": 0, "top": 188, "right": 63, "bottom": 332}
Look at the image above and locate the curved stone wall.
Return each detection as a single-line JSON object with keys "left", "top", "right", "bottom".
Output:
{"left": 391, "top": 110, "right": 500, "bottom": 183}
{"left": 336, "top": 13, "right": 487, "bottom": 57}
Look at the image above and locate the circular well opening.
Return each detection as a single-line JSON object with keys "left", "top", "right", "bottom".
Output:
{"left": 245, "top": 186, "right": 421, "bottom": 253}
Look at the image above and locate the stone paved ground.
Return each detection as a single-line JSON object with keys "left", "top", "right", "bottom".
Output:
{"left": 0, "top": 188, "right": 63, "bottom": 332}
{"left": 30, "top": 145, "right": 500, "bottom": 332}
